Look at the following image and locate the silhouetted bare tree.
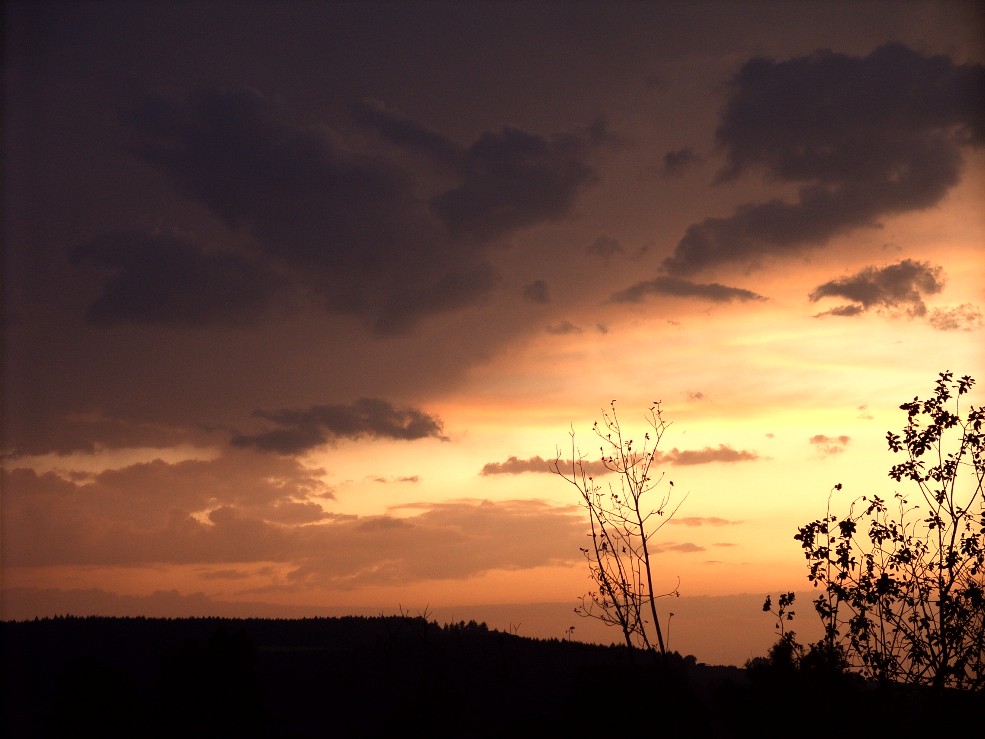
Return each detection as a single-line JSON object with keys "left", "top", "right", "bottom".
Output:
{"left": 553, "top": 401, "right": 686, "bottom": 657}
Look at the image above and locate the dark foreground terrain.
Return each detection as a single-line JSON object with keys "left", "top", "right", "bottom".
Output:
{"left": 2, "top": 616, "right": 980, "bottom": 738}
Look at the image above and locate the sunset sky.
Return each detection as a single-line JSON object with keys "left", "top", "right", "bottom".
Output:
{"left": 3, "top": 0, "right": 984, "bottom": 666}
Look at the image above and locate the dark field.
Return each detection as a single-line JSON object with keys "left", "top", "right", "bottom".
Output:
{"left": 2, "top": 616, "right": 980, "bottom": 738}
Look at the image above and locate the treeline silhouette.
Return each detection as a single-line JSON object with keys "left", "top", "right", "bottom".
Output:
{"left": 2, "top": 615, "right": 979, "bottom": 738}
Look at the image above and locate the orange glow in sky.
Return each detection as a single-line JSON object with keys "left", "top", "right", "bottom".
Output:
{"left": 3, "top": 0, "right": 983, "bottom": 666}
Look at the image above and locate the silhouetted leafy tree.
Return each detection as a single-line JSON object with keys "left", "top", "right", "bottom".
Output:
{"left": 794, "top": 372, "right": 984, "bottom": 690}
{"left": 750, "top": 592, "right": 803, "bottom": 670}
{"left": 748, "top": 591, "right": 851, "bottom": 685}
{"left": 552, "top": 401, "right": 686, "bottom": 657}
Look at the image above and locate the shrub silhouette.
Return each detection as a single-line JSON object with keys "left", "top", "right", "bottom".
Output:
{"left": 789, "top": 372, "right": 984, "bottom": 690}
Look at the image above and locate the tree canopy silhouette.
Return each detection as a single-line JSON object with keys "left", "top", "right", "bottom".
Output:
{"left": 791, "top": 372, "right": 984, "bottom": 690}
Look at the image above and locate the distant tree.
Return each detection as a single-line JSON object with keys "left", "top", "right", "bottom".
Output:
{"left": 748, "top": 591, "right": 851, "bottom": 684}
{"left": 552, "top": 401, "right": 686, "bottom": 657}
{"left": 793, "top": 372, "right": 984, "bottom": 690}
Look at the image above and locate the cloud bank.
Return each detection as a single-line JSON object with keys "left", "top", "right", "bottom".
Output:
{"left": 663, "top": 43, "right": 985, "bottom": 276}
{"left": 77, "top": 87, "right": 604, "bottom": 334}
{"left": 3, "top": 456, "right": 586, "bottom": 586}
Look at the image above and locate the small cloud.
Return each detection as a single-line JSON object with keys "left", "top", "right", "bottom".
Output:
{"left": 810, "top": 434, "right": 851, "bottom": 455}
{"left": 481, "top": 456, "right": 553, "bottom": 475}
{"left": 686, "top": 391, "right": 705, "bottom": 402}
{"left": 484, "top": 445, "right": 759, "bottom": 475}
{"left": 199, "top": 568, "right": 255, "bottom": 581}
{"left": 546, "top": 320, "right": 582, "bottom": 335}
{"left": 669, "top": 517, "right": 740, "bottom": 527}
{"left": 653, "top": 542, "right": 705, "bottom": 554}
{"left": 928, "top": 303, "right": 984, "bottom": 331}
{"left": 481, "top": 455, "right": 611, "bottom": 477}
{"left": 596, "top": 323, "right": 609, "bottom": 334}
{"left": 610, "top": 275, "right": 767, "bottom": 304}
{"left": 657, "top": 445, "right": 760, "bottom": 465}
{"left": 857, "top": 405, "right": 874, "bottom": 421}
{"left": 661, "top": 147, "right": 699, "bottom": 177}
{"left": 587, "top": 235, "right": 624, "bottom": 262}
{"left": 231, "top": 398, "right": 447, "bottom": 454}
{"left": 809, "top": 259, "right": 945, "bottom": 318}
{"left": 523, "top": 280, "right": 550, "bottom": 304}
{"left": 815, "top": 304, "right": 866, "bottom": 317}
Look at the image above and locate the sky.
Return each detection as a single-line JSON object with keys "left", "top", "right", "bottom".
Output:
{"left": 3, "top": 0, "right": 984, "bottom": 666}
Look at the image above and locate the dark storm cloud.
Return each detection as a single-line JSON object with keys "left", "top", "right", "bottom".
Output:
{"left": 523, "top": 280, "right": 551, "bottom": 303}
{"left": 370, "top": 262, "right": 501, "bottom": 335}
{"left": 105, "top": 87, "right": 601, "bottom": 333}
{"left": 70, "top": 231, "right": 284, "bottom": 326}
{"left": 352, "top": 98, "right": 461, "bottom": 167}
{"left": 809, "top": 259, "right": 945, "bottom": 317}
{"left": 126, "top": 87, "right": 427, "bottom": 267}
{"left": 587, "top": 235, "right": 624, "bottom": 261}
{"left": 661, "top": 147, "right": 699, "bottom": 177}
{"left": 120, "top": 87, "right": 450, "bottom": 332}
{"left": 430, "top": 124, "right": 599, "bottom": 242}
{"left": 609, "top": 275, "right": 767, "bottom": 304}
{"left": 231, "top": 398, "right": 447, "bottom": 454}
{"left": 663, "top": 43, "right": 985, "bottom": 275}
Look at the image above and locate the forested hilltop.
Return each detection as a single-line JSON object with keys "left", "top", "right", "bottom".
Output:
{"left": 2, "top": 615, "right": 979, "bottom": 738}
